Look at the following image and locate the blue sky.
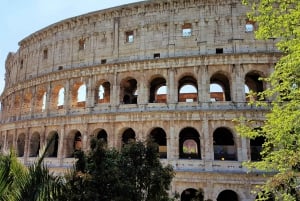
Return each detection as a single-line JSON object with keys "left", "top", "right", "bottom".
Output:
{"left": 0, "top": 0, "right": 141, "bottom": 94}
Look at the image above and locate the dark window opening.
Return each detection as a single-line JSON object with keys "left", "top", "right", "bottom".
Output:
{"left": 79, "top": 38, "right": 86, "bottom": 50}
{"left": 58, "top": 66, "right": 63, "bottom": 70}
{"left": 121, "top": 78, "right": 138, "bottom": 104}
{"left": 17, "top": 133, "right": 25, "bottom": 157}
{"left": 125, "top": 31, "right": 134, "bottom": 43}
{"left": 154, "top": 53, "right": 160, "bottom": 59}
{"left": 47, "top": 133, "right": 59, "bottom": 157}
{"left": 43, "top": 49, "right": 48, "bottom": 59}
{"left": 29, "top": 133, "right": 40, "bottom": 157}
{"left": 216, "top": 48, "right": 223, "bottom": 54}
{"left": 20, "top": 60, "right": 24, "bottom": 69}
{"left": 245, "top": 71, "right": 264, "bottom": 101}
{"left": 101, "top": 59, "right": 107, "bottom": 64}
{"left": 250, "top": 136, "right": 265, "bottom": 161}
{"left": 213, "top": 127, "right": 237, "bottom": 161}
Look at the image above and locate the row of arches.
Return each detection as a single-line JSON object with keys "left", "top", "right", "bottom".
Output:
{"left": 13, "top": 126, "right": 264, "bottom": 162}
{"left": 2, "top": 69, "right": 265, "bottom": 117}
{"left": 180, "top": 188, "right": 273, "bottom": 201}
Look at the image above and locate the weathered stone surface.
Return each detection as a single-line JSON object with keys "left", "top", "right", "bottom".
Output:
{"left": 0, "top": 0, "right": 280, "bottom": 200}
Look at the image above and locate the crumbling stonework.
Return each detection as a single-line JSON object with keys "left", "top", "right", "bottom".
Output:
{"left": 0, "top": 0, "right": 280, "bottom": 200}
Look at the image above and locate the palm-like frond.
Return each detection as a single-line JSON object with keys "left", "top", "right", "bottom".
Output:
{"left": 0, "top": 135, "right": 66, "bottom": 201}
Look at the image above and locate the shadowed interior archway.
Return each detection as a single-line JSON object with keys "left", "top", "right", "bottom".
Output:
{"left": 122, "top": 128, "right": 136, "bottom": 145}
{"left": 181, "top": 188, "right": 204, "bottom": 201}
{"left": 217, "top": 190, "right": 239, "bottom": 201}
{"left": 179, "top": 127, "right": 201, "bottom": 159}
{"left": 149, "top": 127, "right": 167, "bottom": 158}
{"left": 213, "top": 127, "right": 237, "bottom": 161}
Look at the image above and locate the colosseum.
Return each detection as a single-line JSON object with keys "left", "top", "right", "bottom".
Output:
{"left": 0, "top": 0, "right": 281, "bottom": 200}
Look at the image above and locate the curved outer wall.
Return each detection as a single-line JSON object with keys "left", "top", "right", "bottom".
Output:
{"left": 0, "top": 0, "right": 280, "bottom": 200}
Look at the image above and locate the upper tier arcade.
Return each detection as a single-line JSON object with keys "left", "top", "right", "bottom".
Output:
{"left": 3, "top": 0, "right": 279, "bottom": 89}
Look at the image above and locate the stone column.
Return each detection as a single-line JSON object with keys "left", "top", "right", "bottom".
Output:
{"left": 82, "top": 123, "right": 89, "bottom": 151}
{"left": 203, "top": 117, "right": 213, "bottom": 171}
{"left": 168, "top": 68, "right": 177, "bottom": 104}
{"left": 86, "top": 76, "right": 94, "bottom": 108}
{"left": 3, "top": 130, "right": 8, "bottom": 152}
{"left": 198, "top": 65, "right": 209, "bottom": 102}
{"left": 233, "top": 64, "right": 245, "bottom": 102}
{"left": 138, "top": 74, "right": 147, "bottom": 105}
{"left": 201, "top": 65, "right": 210, "bottom": 103}
{"left": 19, "top": 90, "right": 24, "bottom": 119}
{"left": 113, "top": 17, "right": 120, "bottom": 59}
{"left": 30, "top": 87, "right": 36, "bottom": 118}
{"left": 23, "top": 127, "right": 30, "bottom": 163}
{"left": 58, "top": 125, "right": 65, "bottom": 162}
{"left": 65, "top": 79, "right": 71, "bottom": 113}
{"left": 111, "top": 72, "right": 119, "bottom": 110}
{"left": 240, "top": 137, "right": 249, "bottom": 162}
{"left": 45, "top": 82, "right": 52, "bottom": 116}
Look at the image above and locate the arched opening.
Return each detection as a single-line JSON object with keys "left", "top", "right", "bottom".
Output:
{"left": 46, "top": 132, "right": 59, "bottom": 157}
{"left": 245, "top": 71, "right": 264, "bottom": 101}
{"left": 51, "top": 85, "right": 64, "bottom": 110}
{"left": 57, "top": 87, "right": 65, "bottom": 109}
{"left": 178, "top": 76, "right": 198, "bottom": 102}
{"left": 213, "top": 127, "right": 237, "bottom": 161}
{"left": 77, "top": 85, "right": 86, "bottom": 105}
{"left": 17, "top": 133, "right": 25, "bottom": 157}
{"left": 149, "top": 127, "right": 167, "bottom": 158}
{"left": 121, "top": 78, "right": 137, "bottom": 104}
{"left": 42, "top": 92, "right": 47, "bottom": 112}
{"left": 29, "top": 132, "right": 40, "bottom": 157}
{"left": 149, "top": 77, "right": 167, "bottom": 103}
{"left": 71, "top": 82, "right": 86, "bottom": 108}
{"left": 96, "top": 129, "right": 108, "bottom": 144}
{"left": 96, "top": 81, "right": 110, "bottom": 104}
{"left": 179, "top": 127, "right": 201, "bottom": 159}
{"left": 210, "top": 73, "right": 231, "bottom": 101}
{"left": 6, "top": 134, "right": 14, "bottom": 151}
{"left": 210, "top": 83, "right": 225, "bottom": 101}
{"left": 217, "top": 190, "right": 239, "bottom": 201}
{"left": 66, "top": 130, "right": 82, "bottom": 158}
{"left": 122, "top": 128, "right": 136, "bottom": 145}
{"left": 250, "top": 136, "right": 265, "bottom": 161}
{"left": 181, "top": 188, "right": 204, "bottom": 201}
{"left": 35, "top": 88, "right": 46, "bottom": 113}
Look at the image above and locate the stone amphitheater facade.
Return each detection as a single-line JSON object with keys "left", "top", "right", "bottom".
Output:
{"left": 0, "top": 0, "right": 281, "bottom": 200}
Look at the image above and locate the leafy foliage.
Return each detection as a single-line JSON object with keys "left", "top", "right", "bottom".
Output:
{"left": 237, "top": 0, "right": 300, "bottom": 200}
{"left": 0, "top": 136, "right": 65, "bottom": 201}
{"left": 63, "top": 138, "right": 175, "bottom": 201}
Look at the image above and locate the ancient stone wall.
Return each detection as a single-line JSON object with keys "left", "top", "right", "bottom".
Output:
{"left": 0, "top": 0, "right": 280, "bottom": 200}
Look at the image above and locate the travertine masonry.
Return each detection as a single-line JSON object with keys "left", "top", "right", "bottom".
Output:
{"left": 0, "top": 0, "right": 280, "bottom": 200}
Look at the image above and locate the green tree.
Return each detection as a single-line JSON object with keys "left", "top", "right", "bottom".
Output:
{"left": 64, "top": 138, "right": 175, "bottom": 201}
{"left": 0, "top": 151, "right": 27, "bottom": 201}
{"left": 237, "top": 0, "right": 300, "bottom": 200}
{"left": 0, "top": 137, "right": 65, "bottom": 201}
